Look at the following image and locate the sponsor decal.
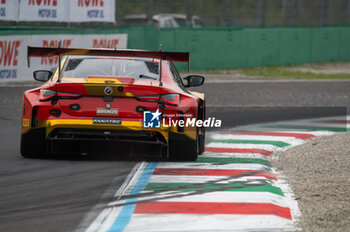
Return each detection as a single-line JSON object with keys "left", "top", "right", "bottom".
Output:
{"left": 143, "top": 109, "right": 161, "bottom": 128}
{"left": 96, "top": 108, "right": 118, "bottom": 116}
{"left": 0, "top": 69, "right": 16, "bottom": 79}
{"left": 70, "top": 0, "right": 115, "bottom": 22}
{"left": 0, "top": 40, "right": 20, "bottom": 66}
{"left": 104, "top": 86, "right": 113, "bottom": 95}
{"left": 0, "top": 6, "right": 5, "bottom": 17}
{"left": 38, "top": 9, "right": 57, "bottom": 18}
{"left": 22, "top": 118, "right": 30, "bottom": 127}
{"left": 7, "top": 0, "right": 114, "bottom": 23}
{"left": 41, "top": 39, "right": 72, "bottom": 65}
{"left": 92, "top": 118, "right": 121, "bottom": 125}
{"left": 78, "top": 0, "right": 104, "bottom": 7}
{"left": 29, "top": 0, "right": 58, "bottom": 6}
{"left": 93, "top": 39, "right": 119, "bottom": 48}
{"left": 0, "top": 34, "right": 127, "bottom": 83}
{"left": 0, "top": 1, "right": 6, "bottom": 18}
{"left": 0, "top": 40, "right": 20, "bottom": 79}
{"left": 0, "top": 0, "right": 18, "bottom": 21}
{"left": 24, "top": 0, "right": 60, "bottom": 20}
{"left": 78, "top": 0, "right": 105, "bottom": 19}
{"left": 87, "top": 9, "right": 104, "bottom": 18}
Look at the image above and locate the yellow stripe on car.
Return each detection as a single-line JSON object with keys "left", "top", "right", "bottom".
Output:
{"left": 40, "top": 119, "right": 170, "bottom": 142}
{"left": 84, "top": 84, "right": 134, "bottom": 97}
{"left": 86, "top": 78, "right": 122, "bottom": 84}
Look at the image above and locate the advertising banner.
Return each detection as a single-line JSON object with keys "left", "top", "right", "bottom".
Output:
{"left": 2, "top": 0, "right": 116, "bottom": 23}
{"left": 19, "top": 0, "right": 68, "bottom": 22}
{"left": 68, "top": 0, "right": 115, "bottom": 23}
{"left": 0, "top": 33, "right": 127, "bottom": 82}
{"left": 0, "top": 0, "right": 19, "bottom": 21}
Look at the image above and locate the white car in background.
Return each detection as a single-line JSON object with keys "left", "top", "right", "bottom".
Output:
{"left": 152, "top": 14, "right": 203, "bottom": 28}
{"left": 121, "top": 14, "right": 203, "bottom": 28}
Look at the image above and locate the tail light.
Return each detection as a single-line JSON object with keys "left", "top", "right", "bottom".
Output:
{"left": 39, "top": 89, "right": 56, "bottom": 101}
{"left": 160, "top": 94, "right": 180, "bottom": 106}
{"left": 136, "top": 94, "right": 180, "bottom": 106}
{"left": 136, "top": 95, "right": 159, "bottom": 102}
{"left": 57, "top": 92, "right": 82, "bottom": 99}
{"left": 39, "top": 89, "right": 82, "bottom": 101}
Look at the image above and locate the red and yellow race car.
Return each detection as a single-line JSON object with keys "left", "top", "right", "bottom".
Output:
{"left": 21, "top": 47, "right": 205, "bottom": 161}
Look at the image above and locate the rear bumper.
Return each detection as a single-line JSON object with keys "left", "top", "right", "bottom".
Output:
{"left": 48, "top": 137, "right": 167, "bottom": 157}
{"left": 48, "top": 128, "right": 167, "bottom": 145}
{"left": 22, "top": 102, "right": 197, "bottom": 142}
{"left": 22, "top": 126, "right": 195, "bottom": 158}
{"left": 48, "top": 127, "right": 168, "bottom": 156}
{"left": 33, "top": 118, "right": 173, "bottom": 142}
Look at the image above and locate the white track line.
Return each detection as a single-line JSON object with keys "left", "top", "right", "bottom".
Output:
{"left": 79, "top": 116, "right": 350, "bottom": 231}
{"left": 131, "top": 191, "right": 289, "bottom": 206}
{"left": 229, "top": 127, "right": 334, "bottom": 136}
{"left": 84, "top": 162, "right": 147, "bottom": 232}
{"left": 148, "top": 175, "right": 277, "bottom": 184}
{"left": 206, "top": 142, "right": 281, "bottom": 152}
{"left": 270, "top": 121, "right": 349, "bottom": 128}
{"left": 201, "top": 152, "right": 270, "bottom": 160}
{"left": 156, "top": 162, "right": 272, "bottom": 171}
{"left": 276, "top": 177, "right": 301, "bottom": 222}
{"left": 123, "top": 215, "right": 295, "bottom": 232}
{"left": 211, "top": 134, "right": 304, "bottom": 146}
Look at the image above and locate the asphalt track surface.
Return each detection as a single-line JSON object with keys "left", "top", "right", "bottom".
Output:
{"left": 0, "top": 80, "right": 349, "bottom": 232}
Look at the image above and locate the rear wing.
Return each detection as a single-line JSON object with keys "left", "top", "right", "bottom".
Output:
{"left": 27, "top": 46, "right": 190, "bottom": 70}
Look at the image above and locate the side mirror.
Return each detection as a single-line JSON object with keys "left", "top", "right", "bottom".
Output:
{"left": 183, "top": 75, "right": 205, "bottom": 87}
{"left": 33, "top": 70, "right": 53, "bottom": 82}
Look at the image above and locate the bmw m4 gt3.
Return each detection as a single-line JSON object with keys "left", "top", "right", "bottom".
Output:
{"left": 21, "top": 47, "right": 205, "bottom": 161}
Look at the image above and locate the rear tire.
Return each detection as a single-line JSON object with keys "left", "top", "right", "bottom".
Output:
{"left": 198, "top": 128, "right": 205, "bottom": 155}
{"left": 20, "top": 131, "right": 47, "bottom": 158}
{"left": 198, "top": 99, "right": 206, "bottom": 155}
{"left": 169, "top": 133, "right": 198, "bottom": 161}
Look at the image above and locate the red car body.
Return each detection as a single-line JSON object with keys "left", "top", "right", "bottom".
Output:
{"left": 21, "top": 47, "right": 205, "bottom": 160}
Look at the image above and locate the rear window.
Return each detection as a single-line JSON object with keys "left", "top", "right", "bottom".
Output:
{"left": 62, "top": 57, "right": 159, "bottom": 80}
{"left": 174, "top": 18, "right": 187, "bottom": 27}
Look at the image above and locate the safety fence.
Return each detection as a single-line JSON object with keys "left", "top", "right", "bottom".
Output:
{"left": 116, "top": 26, "right": 350, "bottom": 70}
{"left": 0, "top": 26, "right": 349, "bottom": 81}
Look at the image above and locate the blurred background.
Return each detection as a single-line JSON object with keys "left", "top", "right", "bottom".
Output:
{"left": 1, "top": 0, "right": 350, "bottom": 81}
{"left": 1, "top": 0, "right": 350, "bottom": 29}
{"left": 114, "top": 0, "right": 350, "bottom": 28}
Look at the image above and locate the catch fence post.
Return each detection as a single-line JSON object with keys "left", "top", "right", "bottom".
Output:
{"left": 319, "top": 0, "right": 327, "bottom": 26}
{"left": 257, "top": 0, "right": 265, "bottom": 27}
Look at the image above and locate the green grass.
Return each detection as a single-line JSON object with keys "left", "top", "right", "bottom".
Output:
{"left": 200, "top": 62, "right": 350, "bottom": 79}
{"left": 241, "top": 66, "right": 350, "bottom": 79}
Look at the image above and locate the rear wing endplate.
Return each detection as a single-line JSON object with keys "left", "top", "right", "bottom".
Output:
{"left": 27, "top": 46, "right": 190, "bottom": 71}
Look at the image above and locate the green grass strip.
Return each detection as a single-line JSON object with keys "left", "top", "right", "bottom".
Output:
{"left": 242, "top": 66, "right": 350, "bottom": 80}
{"left": 145, "top": 182, "right": 284, "bottom": 196}
{"left": 192, "top": 157, "right": 271, "bottom": 167}
{"left": 211, "top": 139, "right": 290, "bottom": 148}
{"left": 264, "top": 125, "right": 349, "bottom": 132}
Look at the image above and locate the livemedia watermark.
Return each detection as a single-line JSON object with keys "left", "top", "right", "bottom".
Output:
{"left": 143, "top": 109, "right": 222, "bottom": 129}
